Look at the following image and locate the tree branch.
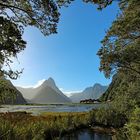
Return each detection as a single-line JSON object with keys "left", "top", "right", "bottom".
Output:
{"left": 0, "top": 2, "right": 31, "bottom": 15}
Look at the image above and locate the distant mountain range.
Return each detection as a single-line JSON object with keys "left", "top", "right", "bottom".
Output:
{"left": 17, "top": 78, "right": 71, "bottom": 104}
{"left": 69, "top": 83, "right": 108, "bottom": 103}
{"left": 0, "top": 77, "right": 27, "bottom": 104}
{"left": 0, "top": 76, "right": 108, "bottom": 104}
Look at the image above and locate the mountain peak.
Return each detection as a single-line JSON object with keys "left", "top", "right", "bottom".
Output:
{"left": 42, "top": 77, "right": 56, "bottom": 88}
{"left": 93, "top": 83, "right": 102, "bottom": 87}
{"left": 48, "top": 77, "right": 55, "bottom": 83}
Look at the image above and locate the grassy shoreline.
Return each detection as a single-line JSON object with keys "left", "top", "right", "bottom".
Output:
{"left": 1, "top": 103, "right": 138, "bottom": 140}
{"left": 0, "top": 111, "right": 117, "bottom": 140}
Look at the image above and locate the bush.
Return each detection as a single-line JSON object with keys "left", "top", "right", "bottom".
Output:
{"left": 91, "top": 107, "right": 127, "bottom": 127}
{"left": 125, "top": 107, "right": 140, "bottom": 140}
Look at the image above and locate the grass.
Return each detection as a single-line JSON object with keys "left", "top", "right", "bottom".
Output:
{"left": 0, "top": 111, "right": 92, "bottom": 140}
{"left": 0, "top": 107, "right": 130, "bottom": 140}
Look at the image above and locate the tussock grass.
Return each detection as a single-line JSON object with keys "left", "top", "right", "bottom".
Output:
{"left": 0, "top": 109, "right": 129, "bottom": 140}
{"left": 0, "top": 111, "right": 92, "bottom": 140}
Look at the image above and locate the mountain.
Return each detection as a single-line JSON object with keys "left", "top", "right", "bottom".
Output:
{"left": 69, "top": 83, "right": 108, "bottom": 103}
{"left": 99, "top": 74, "right": 120, "bottom": 101}
{"left": 17, "top": 78, "right": 71, "bottom": 104}
{"left": 100, "top": 72, "right": 140, "bottom": 104}
{"left": 16, "top": 86, "right": 36, "bottom": 100}
{"left": 0, "top": 77, "right": 27, "bottom": 104}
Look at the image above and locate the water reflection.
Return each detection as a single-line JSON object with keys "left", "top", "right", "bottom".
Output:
{"left": 61, "top": 129, "right": 112, "bottom": 140}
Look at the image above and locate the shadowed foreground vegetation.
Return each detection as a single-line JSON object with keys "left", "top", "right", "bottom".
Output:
{"left": 0, "top": 107, "right": 139, "bottom": 140}
{"left": 0, "top": 111, "right": 91, "bottom": 140}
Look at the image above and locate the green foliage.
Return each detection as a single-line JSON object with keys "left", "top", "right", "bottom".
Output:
{"left": 91, "top": 107, "right": 127, "bottom": 127}
{"left": 0, "top": 112, "right": 90, "bottom": 140}
{"left": 98, "top": 1, "right": 140, "bottom": 137}
{"left": 125, "top": 106, "right": 140, "bottom": 140}
{"left": 0, "top": 77, "right": 16, "bottom": 104}
{"left": 99, "top": 72, "right": 140, "bottom": 136}
{"left": 98, "top": 2, "right": 140, "bottom": 138}
{"left": 97, "top": 0, "right": 140, "bottom": 78}
{"left": 0, "top": 0, "right": 60, "bottom": 79}
{"left": 84, "top": 0, "right": 113, "bottom": 10}
{"left": 0, "top": 0, "right": 60, "bottom": 36}
{"left": 1, "top": 108, "right": 138, "bottom": 140}
{"left": 100, "top": 72, "right": 140, "bottom": 107}
{"left": 0, "top": 77, "right": 26, "bottom": 104}
{"left": 0, "top": 17, "right": 26, "bottom": 79}
{"left": 0, "top": 0, "right": 115, "bottom": 36}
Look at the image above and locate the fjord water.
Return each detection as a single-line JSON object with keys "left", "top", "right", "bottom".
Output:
{"left": 0, "top": 104, "right": 104, "bottom": 115}
{"left": 61, "top": 129, "right": 112, "bottom": 140}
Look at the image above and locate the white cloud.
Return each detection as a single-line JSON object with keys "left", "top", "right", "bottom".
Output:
{"left": 59, "top": 88, "right": 82, "bottom": 97}
{"left": 33, "top": 79, "right": 46, "bottom": 88}
{"left": 15, "top": 79, "right": 46, "bottom": 89}
{"left": 15, "top": 80, "right": 82, "bottom": 97}
{"left": 16, "top": 85, "right": 33, "bottom": 88}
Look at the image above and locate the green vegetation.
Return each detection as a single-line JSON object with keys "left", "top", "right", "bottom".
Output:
{"left": 97, "top": 0, "right": 140, "bottom": 79}
{"left": 0, "top": 107, "right": 138, "bottom": 140}
{"left": 0, "top": 77, "right": 26, "bottom": 104}
{"left": 0, "top": 110, "right": 130, "bottom": 140}
{"left": 125, "top": 106, "right": 140, "bottom": 140}
{"left": 97, "top": 0, "right": 140, "bottom": 139}
{"left": 0, "top": 0, "right": 59, "bottom": 79}
{"left": 0, "top": 112, "right": 91, "bottom": 140}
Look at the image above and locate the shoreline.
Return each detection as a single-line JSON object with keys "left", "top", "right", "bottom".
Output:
{"left": 91, "top": 126, "right": 116, "bottom": 135}
{"left": 0, "top": 110, "right": 119, "bottom": 139}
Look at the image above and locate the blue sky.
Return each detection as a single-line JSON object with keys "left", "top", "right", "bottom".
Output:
{"left": 12, "top": 1, "right": 119, "bottom": 93}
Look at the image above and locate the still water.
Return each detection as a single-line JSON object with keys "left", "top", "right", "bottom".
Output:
{"left": 61, "top": 129, "right": 112, "bottom": 140}
{"left": 0, "top": 104, "right": 104, "bottom": 115}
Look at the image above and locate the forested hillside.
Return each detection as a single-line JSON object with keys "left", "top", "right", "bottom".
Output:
{"left": 97, "top": 0, "right": 140, "bottom": 139}
{"left": 100, "top": 73, "right": 140, "bottom": 104}
{"left": 0, "top": 77, "right": 26, "bottom": 104}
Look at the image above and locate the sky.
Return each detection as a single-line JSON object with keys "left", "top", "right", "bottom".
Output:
{"left": 11, "top": 1, "right": 119, "bottom": 93}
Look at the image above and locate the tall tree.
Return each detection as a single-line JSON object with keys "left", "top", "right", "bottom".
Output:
{"left": 0, "top": 0, "right": 60, "bottom": 79}
{"left": 0, "top": 17, "right": 26, "bottom": 79}
{"left": 97, "top": 0, "right": 140, "bottom": 78}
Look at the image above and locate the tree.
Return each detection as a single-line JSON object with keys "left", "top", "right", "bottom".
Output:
{"left": 125, "top": 106, "right": 140, "bottom": 140}
{"left": 0, "top": 17, "right": 26, "bottom": 79}
{"left": 98, "top": 1, "right": 140, "bottom": 137}
{"left": 0, "top": 0, "right": 60, "bottom": 35}
{"left": 0, "top": 0, "right": 61, "bottom": 79}
{"left": 97, "top": 0, "right": 140, "bottom": 78}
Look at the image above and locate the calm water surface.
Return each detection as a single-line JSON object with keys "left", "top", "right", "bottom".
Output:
{"left": 61, "top": 129, "right": 112, "bottom": 140}
{"left": 0, "top": 104, "right": 104, "bottom": 115}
